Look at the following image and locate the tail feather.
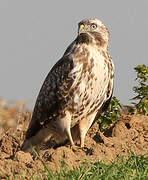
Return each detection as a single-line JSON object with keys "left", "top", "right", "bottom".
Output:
{"left": 21, "top": 125, "right": 53, "bottom": 152}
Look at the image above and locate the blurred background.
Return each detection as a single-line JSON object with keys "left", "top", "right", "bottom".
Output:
{"left": 0, "top": 0, "right": 147, "bottom": 109}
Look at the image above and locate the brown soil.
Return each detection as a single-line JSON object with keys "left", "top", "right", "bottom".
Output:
{"left": 0, "top": 101, "right": 148, "bottom": 178}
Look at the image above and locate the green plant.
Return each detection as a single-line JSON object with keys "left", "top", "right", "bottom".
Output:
{"left": 99, "top": 96, "right": 121, "bottom": 132}
{"left": 4, "top": 155, "right": 148, "bottom": 179}
{"left": 132, "top": 64, "right": 148, "bottom": 115}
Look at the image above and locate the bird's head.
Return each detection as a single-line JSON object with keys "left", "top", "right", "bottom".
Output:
{"left": 77, "top": 18, "right": 110, "bottom": 49}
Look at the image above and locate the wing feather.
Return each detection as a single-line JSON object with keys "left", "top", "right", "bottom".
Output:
{"left": 25, "top": 55, "right": 74, "bottom": 139}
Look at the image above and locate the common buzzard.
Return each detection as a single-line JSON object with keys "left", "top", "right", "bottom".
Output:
{"left": 21, "top": 18, "right": 114, "bottom": 152}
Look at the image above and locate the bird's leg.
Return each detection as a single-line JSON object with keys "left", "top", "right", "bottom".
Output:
{"left": 79, "top": 118, "right": 89, "bottom": 148}
{"left": 61, "top": 110, "right": 75, "bottom": 147}
{"left": 66, "top": 128, "right": 81, "bottom": 152}
{"left": 67, "top": 128, "right": 82, "bottom": 151}
{"left": 79, "top": 113, "right": 97, "bottom": 147}
{"left": 66, "top": 128, "right": 75, "bottom": 146}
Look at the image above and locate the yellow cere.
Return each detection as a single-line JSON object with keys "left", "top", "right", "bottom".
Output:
{"left": 80, "top": 24, "right": 85, "bottom": 29}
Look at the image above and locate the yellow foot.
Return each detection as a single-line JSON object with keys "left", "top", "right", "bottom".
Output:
{"left": 71, "top": 144, "right": 86, "bottom": 152}
{"left": 70, "top": 145, "right": 81, "bottom": 152}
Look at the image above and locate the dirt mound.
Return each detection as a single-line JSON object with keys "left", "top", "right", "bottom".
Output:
{"left": 0, "top": 111, "right": 148, "bottom": 178}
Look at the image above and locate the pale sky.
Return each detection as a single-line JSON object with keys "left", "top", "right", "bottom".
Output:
{"left": 0, "top": 0, "right": 147, "bottom": 109}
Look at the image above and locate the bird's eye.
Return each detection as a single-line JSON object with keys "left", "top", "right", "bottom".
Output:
{"left": 91, "top": 23, "right": 97, "bottom": 29}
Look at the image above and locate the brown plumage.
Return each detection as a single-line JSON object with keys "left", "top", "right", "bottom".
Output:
{"left": 21, "top": 18, "right": 114, "bottom": 152}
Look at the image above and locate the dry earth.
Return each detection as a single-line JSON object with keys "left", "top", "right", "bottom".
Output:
{"left": 0, "top": 100, "right": 148, "bottom": 178}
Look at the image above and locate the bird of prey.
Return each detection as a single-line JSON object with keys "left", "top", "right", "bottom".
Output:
{"left": 21, "top": 18, "right": 114, "bottom": 152}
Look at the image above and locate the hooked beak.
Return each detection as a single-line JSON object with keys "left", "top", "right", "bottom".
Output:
{"left": 78, "top": 24, "right": 86, "bottom": 35}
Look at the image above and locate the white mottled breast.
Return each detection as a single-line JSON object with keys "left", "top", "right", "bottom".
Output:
{"left": 68, "top": 44, "right": 110, "bottom": 122}
{"left": 87, "top": 45, "right": 109, "bottom": 95}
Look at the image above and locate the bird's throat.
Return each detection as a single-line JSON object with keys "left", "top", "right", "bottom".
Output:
{"left": 76, "top": 33, "right": 93, "bottom": 45}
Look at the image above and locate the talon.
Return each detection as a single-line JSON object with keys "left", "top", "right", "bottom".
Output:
{"left": 71, "top": 145, "right": 80, "bottom": 151}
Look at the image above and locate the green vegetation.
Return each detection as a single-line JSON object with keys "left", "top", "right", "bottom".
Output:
{"left": 41, "top": 155, "right": 148, "bottom": 180}
{"left": 3, "top": 155, "right": 148, "bottom": 179}
{"left": 131, "top": 64, "right": 148, "bottom": 115}
{"left": 99, "top": 96, "right": 121, "bottom": 132}
{"left": 99, "top": 64, "right": 148, "bottom": 131}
